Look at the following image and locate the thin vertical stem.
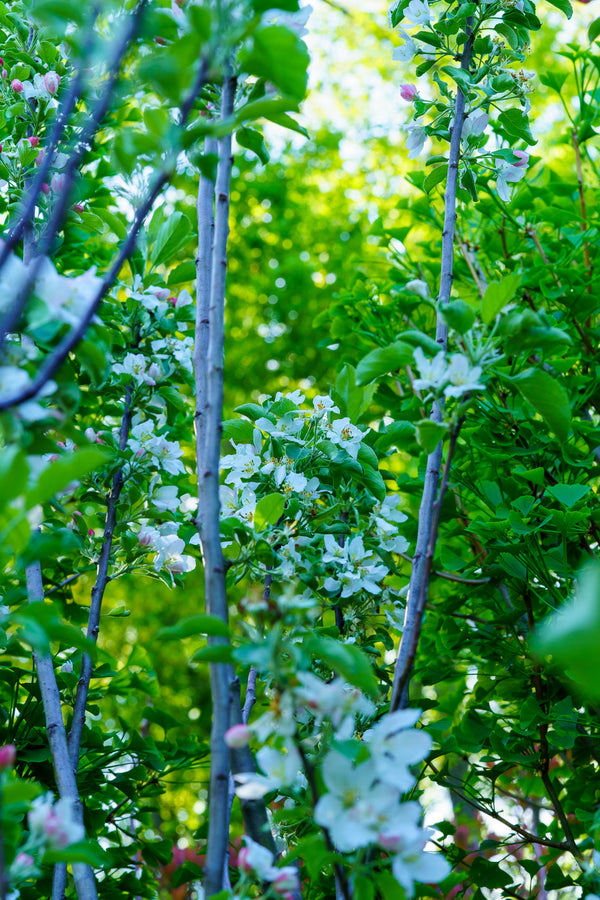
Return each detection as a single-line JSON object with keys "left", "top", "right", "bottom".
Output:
{"left": 25, "top": 562, "right": 98, "bottom": 900}
{"left": 572, "top": 127, "right": 592, "bottom": 292}
{"left": 390, "top": 26, "right": 475, "bottom": 712}
{"left": 68, "top": 386, "right": 133, "bottom": 770}
{"left": 200, "top": 69, "right": 237, "bottom": 899}
{"left": 194, "top": 135, "right": 217, "bottom": 532}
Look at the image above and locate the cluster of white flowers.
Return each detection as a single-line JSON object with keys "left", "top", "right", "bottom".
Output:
{"left": 128, "top": 418, "right": 185, "bottom": 475}
{"left": 138, "top": 521, "right": 196, "bottom": 575}
{"left": 413, "top": 347, "right": 485, "bottom": 398}
{"left": 27, "top": 793, "right": 84, "bottom": 850}
{"left": 237, "top": 836, "right": 300, "bottom": 898}
{"left": 323, "top": 534, "right": 388, "bottom": 597}
{"left": 315, "top": 710, "right": 449, "bottom": 896}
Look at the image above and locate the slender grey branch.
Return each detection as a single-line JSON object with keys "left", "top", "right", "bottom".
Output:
{"left": 0, "top": 3, "right": 145, "bottom": 346}
{"left": 390, "top": 27, "right": 475, "bottom": 713}
{"left": 25, "top": 562, "right": 98, "bottom": 900}
{"left": 0, "top": 52, "right": 209, "bottom": 411}
{"left": 242, "top": 667, "right": 257, "bottom": 724}
{"left": 194, "top": 135, "right": 217, "bottom": 532}
{"left": 200, "top": 70, "right": 237, "bottom": 899}
{"left": 68, "top": 385, "right": 133, "bottom": 771}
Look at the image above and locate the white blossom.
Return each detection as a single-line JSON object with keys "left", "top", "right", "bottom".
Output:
{"left": 28, "top": 794, "right": 85, "bottom": 849}
{"left": 444, "top": 354, "right": 485, "bottom": 398}
{"left": 325, "top": 417, "right": 366, "bottom": 459}
{"left": 412, "top": 347, "right": 447, "bottom": 392}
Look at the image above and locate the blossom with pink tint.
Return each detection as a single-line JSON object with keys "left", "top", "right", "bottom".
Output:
{"left": 50, "top": 173, "right": 66, "bottom": 193}
{"left": 27, "top": 136, "right": 39, "bottom": 148}
{"left": 28, "top": 794, "right": 84, "bottom": 849}
{"left": 11, "top": 79, "right": 23, "bottom": 93}
{"left": 41, "top": 182, "right": 50, "bottom": 195}
{"left": 512, "top": 149, "right": 529, "bottom": 167}
{"left": 2, "top": 70, "right": 7, "bottom": 80}
{"left": 400, "top": 84, "right": 417, "bottom": 101}
{"left": 225, "top": 724, "right": 252, "bottom": 748}
{"left": 36, "top": 150, "right": 44, "bottom": 164}
{"left": 0, "top": 743, "right": 16, "bottom": 770}
{"left": 43, "top": 71, "right": 60, "bottom": 95}
{"left": 271, "top": 868, "right": 301, "bottom": 895}
{"left": 84, "top": 426, "right": 105, "bottom": 444}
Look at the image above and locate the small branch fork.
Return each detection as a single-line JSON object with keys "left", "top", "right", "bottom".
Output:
{"left": 390, "top": 24, "right": 476, "bottom": 712}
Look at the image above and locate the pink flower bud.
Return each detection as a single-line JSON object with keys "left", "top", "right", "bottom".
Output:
{"left": 272, "top": 869, "right": 300, "bottom": 895}
{"left": 43, "top": 71, "right": 60, "bottom": 96}
{"left": 27, "top": 136, "right": 39, "bottom": 148}
{"left": 72, "top": 203, "right": 85, "bottom": 213}
{"left": 154, "top": 36, "right": 167, "bottom": 45}
{"left": 168, "top": 296, "right": 177, "bottom": 306}
{"left": 11, "top": 79, "right": 23, "bottom": 93}
{"left": 0, "top": 145, "right": 3, "bottom": 154}
{"left": 2, "top": 70, "right": 7, "bottom": 80}
{"left": 138, "top": 532, "right": 153, "bottom": 548}
{"left": 224, "top": 724, "right": 252, "bottom": 748}
{"left": 0, "top": 744, "right": 16, "bottom": 770}
{"left": 0, "top": 58, "right": 3, "bottom": 67}
{"left": 72, "top": 510, "right": 83, "bottom": 518}
{"left": 513, "top": 150, "right": 529, "bottom": 167}
{"left": 88, "top": 529, "right": 95, "bottom": 538}
{"left": 400, "top": 84, "right": 417, "bottom": 101}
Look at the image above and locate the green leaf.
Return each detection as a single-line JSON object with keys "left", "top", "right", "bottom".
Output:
{"left": 150, "top": 212, "right": 192, "bottom": 266}
{"left": 0, "top": 446, "right": 29, "bottom": 505}
{"left": 531, "top": 563, "right": 600, "bottom": 699}
{"left": 334, "top": 365, "right": 376, "bottom": 421}
{"left": 265, "top": 110, "right": 309, "bottom": 137}
{"left": 375, "top": 421, "right": 416, "bottom": 452}
{"left": 192, "top": 645, "right": 234, "bottom": 664}
{"left": 254, "top": 493, "right": 285, "bottom": 530}
{"left": 26, "top": 447, "right": 110, "bottom": 508}
{"left": 416, "top": 419, "right": 449, "bottom": 453}
{"left": 538, "top": 70, "right": 568, "bottom": 94}
{"left": 156, "top": 614, "right": 230, "bottom": 641}
{"left": 29, "top": 0, "right": 85, "bottom": 26}
{"left": 589, "top": 17, "right": 600, "bottom": 43}
{"left": 305, "top": 635, "right": 379, "bottom": 698}
{"left": 545, "top": 0, "right": 572, "bottom": 17}
{"left": 440, "top": 299, "right": 475, "bottom": 333}
{"left": 236, "top": 126, "right": 270, "bottom": 164}
{"left": 235, "top": 403, "right": 271, "bottom": 421}
{"left": 239, "top": 25, "right": 309, "bottom": 102}
{"left": 440, "top": 65, "right": 472, "bottom": 91}
{"left": 222, "top": 419, "right": 256, "bottom": 444}
{"left": 495, "top": 21, "right": 519, "bottom": 49}
{"left": 423, "top": 165, "right": 447, "bottom": 194}
{"left": 481, "top": 273, "right": 521, "bottom": 324}
{"left": 498, "top": 108, "right": 536, "bottom": 146}
{"left": 511, "top": 368, "right": 571, "bottom": 442}
{"left": 44, "top": 840, "right": 110, "bottom": 866}
{"left": 356, "top": 341, "right": 413, "bottom": 385}
{"left": 546, "top": 484, "right": 591, "bottom": 509}
{"left": 469, "top": 856, "right": 512, "bottom": 888}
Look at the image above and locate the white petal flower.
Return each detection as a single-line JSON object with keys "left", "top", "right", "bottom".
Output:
{"left": 404, "top": 0, "right": 431, "bottom": 25}
{"left": 326, "top": 418, "right": 367, "bottom": 459}
{"left": 443, "top": 354, "right": 485, "bottom": 398}
{"left": 405, "top": 126, "right": 427, "bottom": 160}
{"left": 412, "top": 347, "right": 447, "bottom": 392}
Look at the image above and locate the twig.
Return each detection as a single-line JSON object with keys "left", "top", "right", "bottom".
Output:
{"left": 391, "top": 421, "right": 464, "bottom": 709}
{"left": 397, "top": 551, "right": 490, "bottom": 584}
{"left": 243, "top": 667, "right": 258, "bottom": 724}
{"left": 68, "top": 385, "right": 133, "bottom": 770}
{"left": 200, "top": 69, "right": 238, "bottom": 899}
{"left": 25, "top": 561, "right": 98, "bottom": 900}
{"left": 389, "top": 24, "right": 475, "bottom": 712}
{"left": 0, "top": 53, "right": 209, "bottom": 412}
{"left": 426, "top": 760, "right": 572, "bottom": 852}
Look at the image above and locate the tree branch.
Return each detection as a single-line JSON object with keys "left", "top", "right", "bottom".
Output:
{"left": 0, "top": 2, "right": 146, "bottom": 346}
{"left": 390, "top": 24, "right": 475, "bottom": 712}
{"left": 68, "top": 385, "right": 133, "bottom": 771}
{"left": 25, "top": 561, "right": 98, "bottom": 900}
{"left": 198, "top": 69, "right": 237, "bottom": 899}
{"left": 0, "top": 53, "right": 209, "bottom": 412}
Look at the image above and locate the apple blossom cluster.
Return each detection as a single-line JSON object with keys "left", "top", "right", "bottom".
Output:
{"left": 412, "top": 347, "right": 486, "bottom": 398}
{"left": 0, "top": 745, "right": 84, "bottom": 899}
{"left": 228, "top": 677, "right": 450, "bottom": 898}
{"left": 218, "top": 390, "right": 410, "bottom": 610}
{"left": 389, "top": 0, "right": 535, "bottom": 202}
